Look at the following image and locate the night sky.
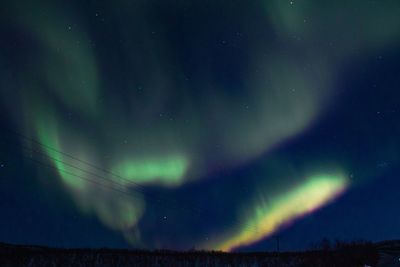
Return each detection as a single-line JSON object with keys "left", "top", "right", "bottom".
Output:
{"left": 0, "top": 0, "right": 399, "bottom": 252}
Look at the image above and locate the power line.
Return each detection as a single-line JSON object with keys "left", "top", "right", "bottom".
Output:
{"left": 3, "top": 127, "right": 168, "bottom": 194}
{"left": 1, "top": 136, "right": 202, "bottom": 215}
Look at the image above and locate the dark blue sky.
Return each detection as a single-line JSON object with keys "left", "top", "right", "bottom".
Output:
{"left": 0, "top": 0, "right": 399, "bottom": 251}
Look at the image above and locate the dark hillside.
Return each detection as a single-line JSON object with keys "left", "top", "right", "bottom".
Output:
{"left": 0, "top": 241, "right": 382, "bottom": 267}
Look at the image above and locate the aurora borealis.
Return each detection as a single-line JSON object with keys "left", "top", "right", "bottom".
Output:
{"left": 0, "top": 0, "right": 400, "bottom": 251}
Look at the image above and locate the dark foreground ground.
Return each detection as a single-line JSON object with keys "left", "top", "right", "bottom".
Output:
{"left": 0, "top": 240, "right": 398, "bottom": 267}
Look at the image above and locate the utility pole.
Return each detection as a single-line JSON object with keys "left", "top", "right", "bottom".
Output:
{"left": 275, "top": 235, "right": 280, "bottom": 253}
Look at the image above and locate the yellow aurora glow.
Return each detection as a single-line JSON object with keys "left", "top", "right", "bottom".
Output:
{"left": 216, "top": 174, "right": 348, "bottom": 251}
